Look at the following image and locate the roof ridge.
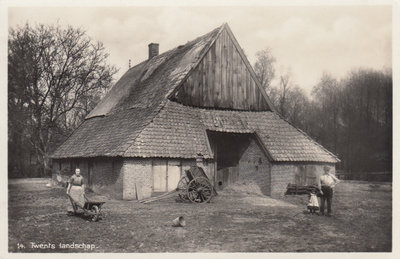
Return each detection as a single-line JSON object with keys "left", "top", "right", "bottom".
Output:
{"left": 127, "top": 24, "right": 224, "bottom": 72}
{"left": 186, "top": 23, "right": 225, "bottom": 45}
{"left": 273, "top": 112, "right": 340, "bottom": 162}
{"left": 125, "top": 44, "right": 181, "bottom": 74}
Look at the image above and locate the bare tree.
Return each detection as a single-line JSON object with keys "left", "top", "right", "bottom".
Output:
{"left": 312, "top": 72, "right": 341, "bottom": 153}
{"left": 339, "top": 69, "right": 392, "bottom": 172}
{"left": 306, "top": 69, "right": 392, "bottom": 173}
{"left": 8, "top": 23, "right": 118, "bottom": 176}
{"left": 285, "top": 86, "right": 310, "bottom": 129}
{"left": 277, "top": 69, "right": 292, "bottom": 118}
{"left": 254, "top": 48, "right": 276, "bottom": 94}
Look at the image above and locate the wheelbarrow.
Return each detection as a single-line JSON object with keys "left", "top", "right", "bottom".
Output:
{"left": 68, "top": 194, "right": 105, "bottom": 222}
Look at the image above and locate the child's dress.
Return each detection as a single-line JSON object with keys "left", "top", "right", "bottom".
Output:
{"left": 307, "top": 193, "right": 319, "bottom": 211}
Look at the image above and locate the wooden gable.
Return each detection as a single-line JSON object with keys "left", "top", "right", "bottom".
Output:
{"left": 171, "top": 25, "right": 273, "bottom": 111}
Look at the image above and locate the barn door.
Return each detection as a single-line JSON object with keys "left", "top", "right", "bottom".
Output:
{"left": 153, "top": 161, "right": 167, "bottom": 192}
{"left": 167, "top": 160, "right": 181, "bottom": 191}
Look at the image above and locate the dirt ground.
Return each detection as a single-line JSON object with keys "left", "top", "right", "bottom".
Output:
{"left": 8, "top": 178, "right": 392, "bottom": 252}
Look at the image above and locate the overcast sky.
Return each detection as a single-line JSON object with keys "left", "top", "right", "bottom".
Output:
{"left": 8, "top": 4, "right": 392, "bottom": 95}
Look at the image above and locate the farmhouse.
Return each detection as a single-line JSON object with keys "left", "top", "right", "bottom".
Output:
{"left": 51, "top": 23, "right": 340, "bottom": 200}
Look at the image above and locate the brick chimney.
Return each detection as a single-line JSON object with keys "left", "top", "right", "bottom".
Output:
{"left": 148, "top": 43, "right": 159, "bottom": 59}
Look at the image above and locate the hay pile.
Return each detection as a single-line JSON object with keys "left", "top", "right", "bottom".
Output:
{"left": 221, "top": 180, "right": 297, "bottom": 208}
{"left": 222, "top": 180, "right": 264, "bottom": 196}
{"left": 240, "top": 196, "right": 296, "bottom": 207}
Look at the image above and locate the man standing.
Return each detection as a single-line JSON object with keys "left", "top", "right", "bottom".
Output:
{"left": 318, "top": 166, "right": 340, "bottom": 216}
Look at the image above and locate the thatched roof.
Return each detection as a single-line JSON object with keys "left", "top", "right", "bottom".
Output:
{"left": 52, "top": 24, "right": 339, "bottom": 163}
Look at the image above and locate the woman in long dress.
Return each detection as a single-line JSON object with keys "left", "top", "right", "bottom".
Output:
{"left": 67, "top": 168, "right": 86, "bottom": 211}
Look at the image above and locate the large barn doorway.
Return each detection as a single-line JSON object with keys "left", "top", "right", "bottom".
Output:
{"left": 207, "top": 131, "right": 254, "bottom": 190}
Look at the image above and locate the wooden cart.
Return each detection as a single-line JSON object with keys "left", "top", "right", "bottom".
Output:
{"left": 140, "top": 166, "right": 217, "bottom": 204}
{"left": 176, "top": 166, "right": 216, "bottom": 203}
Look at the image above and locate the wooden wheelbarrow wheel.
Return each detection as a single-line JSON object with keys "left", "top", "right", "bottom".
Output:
{"left": 91, "top": 205, "right": 100, "bottom": 222}
{"left": 186, "top": 177, "right": 213, "bottom": 203}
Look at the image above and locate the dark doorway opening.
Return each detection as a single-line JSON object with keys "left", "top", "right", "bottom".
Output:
{"left": 88, "top": 160, "right": 93, "bottom": 187}
{"left": 207, "top": 131, "right": 253, "bottom": 190}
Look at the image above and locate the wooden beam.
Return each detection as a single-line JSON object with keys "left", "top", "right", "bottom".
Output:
{"left": 221, "top": 29, "right": 227, "bottom": 106}
{"left": 215, "top": 31, "right": 222, "bottom": 106}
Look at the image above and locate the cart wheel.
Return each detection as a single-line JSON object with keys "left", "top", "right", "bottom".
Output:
{"left": 177, "top": 176, "right": 190, "bottom": 201}
{"left": 187, "top": 177, "right": 213, "bottom": 203}
{"left": 91, "top": 205, "right": 99, "bottom": 222}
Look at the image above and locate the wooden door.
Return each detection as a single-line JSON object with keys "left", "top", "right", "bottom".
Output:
{"left": 167, "top": 161, "right": 181, "bottom": 191}
{"left": 153, "top": 161, "right": 167, "bottom": 192}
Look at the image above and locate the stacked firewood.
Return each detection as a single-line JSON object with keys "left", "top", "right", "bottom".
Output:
{"left": 285, "top": 184, "right": 319, "bottom": 195}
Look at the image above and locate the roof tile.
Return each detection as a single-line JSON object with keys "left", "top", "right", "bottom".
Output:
{"left": 122, "top": 101, "right": 339, "bottom": 163}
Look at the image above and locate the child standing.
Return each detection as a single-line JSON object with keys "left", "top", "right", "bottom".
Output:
{"left": 307, "top": 189, "right": 320, "bottom": 215}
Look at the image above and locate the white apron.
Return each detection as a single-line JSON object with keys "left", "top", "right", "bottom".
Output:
{"left": 69, "top": 185, "right": 86, "bottom": 208}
